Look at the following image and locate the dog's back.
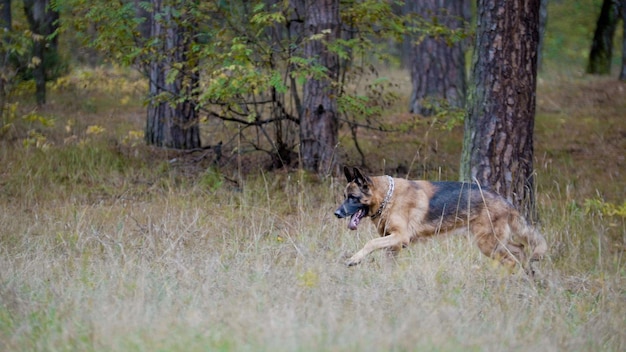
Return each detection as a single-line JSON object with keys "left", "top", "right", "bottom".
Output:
{"left": 408, "top": 179, "right": 547, "bottom": 271}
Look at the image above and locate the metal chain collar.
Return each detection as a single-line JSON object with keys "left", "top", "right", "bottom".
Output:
{"left": 371, "top": 175, "right": 394, "bottom": 219}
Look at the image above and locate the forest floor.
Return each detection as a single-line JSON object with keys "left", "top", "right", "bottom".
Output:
{"left": 0, "top": 67, "right": 624, "bottom": 351}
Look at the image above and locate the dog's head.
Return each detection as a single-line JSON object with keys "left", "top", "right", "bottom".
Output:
{"left": 334, "top": 167, "right": 374, "bottom": 230}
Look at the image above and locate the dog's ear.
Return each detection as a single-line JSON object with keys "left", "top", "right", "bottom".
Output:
{"left": 343, "top": 166, "right": 354, "bottom": 182}
{"left": 353, "top": 167, "right": 372, "bottom": 188}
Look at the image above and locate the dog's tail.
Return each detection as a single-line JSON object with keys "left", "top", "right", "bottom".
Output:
{"left": 528, "top": 226, "right": 548, "bottom": 261}
{"left": 511, "top": 214, "right": 548, "bottom": 263}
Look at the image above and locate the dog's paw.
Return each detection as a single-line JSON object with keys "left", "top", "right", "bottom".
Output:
{"left": 345, "top": 256, "right": 361, "bottom": 267}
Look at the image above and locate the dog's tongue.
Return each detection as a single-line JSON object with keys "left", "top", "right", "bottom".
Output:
{"left": 348, "top": 209, "right": 363, "bottom": 230}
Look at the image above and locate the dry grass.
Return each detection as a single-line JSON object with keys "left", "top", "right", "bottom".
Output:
{"left": 0, "top": 166, "right": 624, "bottom": 351}
{"left": 1, "top": 58, "right": 626, "bottom": 352}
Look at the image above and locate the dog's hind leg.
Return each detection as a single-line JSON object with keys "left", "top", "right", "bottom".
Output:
{"left": 476, "top": 236, "right": 520, "bottom": 272}
{"left": 472, "top": 214, "right": 523, "bottom": 272}
{"left": 474, "top": 212, "right": 547, "bottom": 276}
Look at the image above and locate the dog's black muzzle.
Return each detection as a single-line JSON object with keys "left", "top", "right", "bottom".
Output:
{"left": 334, "top": 199, "right": 367, "bottom": 219}
{"left": 334, "top": 205, "right": 348, "bottom": 218}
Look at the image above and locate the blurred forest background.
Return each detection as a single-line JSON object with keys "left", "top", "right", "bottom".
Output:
{"left": 0, "top": 0, "right": 623, "bottom": 180}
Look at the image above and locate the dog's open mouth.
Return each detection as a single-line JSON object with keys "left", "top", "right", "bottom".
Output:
{"left": 348, "top": 208, "right": 366, "bottom": 230}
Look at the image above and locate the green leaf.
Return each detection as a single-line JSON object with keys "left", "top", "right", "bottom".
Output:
{"left": 165, "top": 66, "right": 180, "bottom": 85}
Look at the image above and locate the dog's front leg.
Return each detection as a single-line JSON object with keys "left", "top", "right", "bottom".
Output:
{"left": 346, "top": 233, "right": 407, "bottom": 266}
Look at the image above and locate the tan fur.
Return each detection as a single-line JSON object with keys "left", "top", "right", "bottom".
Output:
{"left": 340, "top": 171, "right": 548, "bottom": 274}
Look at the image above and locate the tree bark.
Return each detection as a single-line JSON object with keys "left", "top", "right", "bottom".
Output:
{"left": 407, "top": 0, "right": 470, "bottom": 116}
{"left": 300, "top": 0, "right": 340, "bottom": 174}
{"left": 587, "top": 0, "right": 619, "bottom": 75}
{"left": 23, "top": 0, "right": 59, "bottom": 106}
{"left": 537, "top": 0, "right": 548, "bottom": 71}
{"left": 460, "top": 0, "right": 540, "bottom": 222}
{"left": 144, "top": 0, "right": 201, "bottom": 149}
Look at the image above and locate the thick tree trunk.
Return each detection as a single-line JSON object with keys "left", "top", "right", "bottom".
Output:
{"left": 460, "top": 0, "right": 540, "bottom": 222}
{"left": 23, "top": 0, "right": 59, "bottom": 106}
{"left": 300, "top": 0, "right": 340, "bottom": 174}
{"left": 144, "top": 0, "right": 201, "bottom": 149}
{"left": 407, "top": 0, "right": 470, "bottom": 116}
{"left": 537, "top": 0, "right": 548, "bottom": 71}
{"left": 587, "top": 0, "right": 619, "bottom": 75}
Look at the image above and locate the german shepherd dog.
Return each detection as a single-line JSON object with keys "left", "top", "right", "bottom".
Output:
{"left": 335, "top": 167, "right": 547, "bottom": 274}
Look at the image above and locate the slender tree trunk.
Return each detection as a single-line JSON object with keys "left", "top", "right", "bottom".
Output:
{"left": 300, "top": 0, "right": 340, "bottom": 174}
{"left": 0, "top": 0, "right": 10, "bottom": 119}
{"left": 460, "top": 0, "right": 540, "bottom": 222}
{"left": 407, "top": 0, "right": 470, "bottom": 116}
{"left": 1, "top": 0, "right": 9, "bottom": 29}
{"left": 144, "top": 0, "right": 201, "bottom": 149}
{"left": 23, "top": 0, "right": 59, "bottom": 106}
{"left": 587, "top": 0, "right": 619, "bottom": 75}
{"left": 288, "top": 0, "right": 305, "bottom": 119}
{"left": 619, "top": 0, "right": 626, "bottom": 81}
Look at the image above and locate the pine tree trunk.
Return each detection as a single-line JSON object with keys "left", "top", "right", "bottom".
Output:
{"left": 407, "top": 0, "right": 470, "bottom": 116}
{"left": 460, "top": 0, "right": 540, "bottom": 222}
{"left": 537, "top": 0, "right": 548, "bottom": 71}
{"left": 587, "top": 0, "right": 619, "bottom": 75}
{"left": 300, "top": 0, "right": 340, "bottom": 174}
{"left": 144, "top": 0, "right": 201, "bottom": 149}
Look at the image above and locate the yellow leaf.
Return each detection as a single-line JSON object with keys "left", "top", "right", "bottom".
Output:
{"left": 30, "top": 56, "right": 42, "bottom": 67}
{"left": 86, "top": 125, "right": 106, "bottom": 135}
